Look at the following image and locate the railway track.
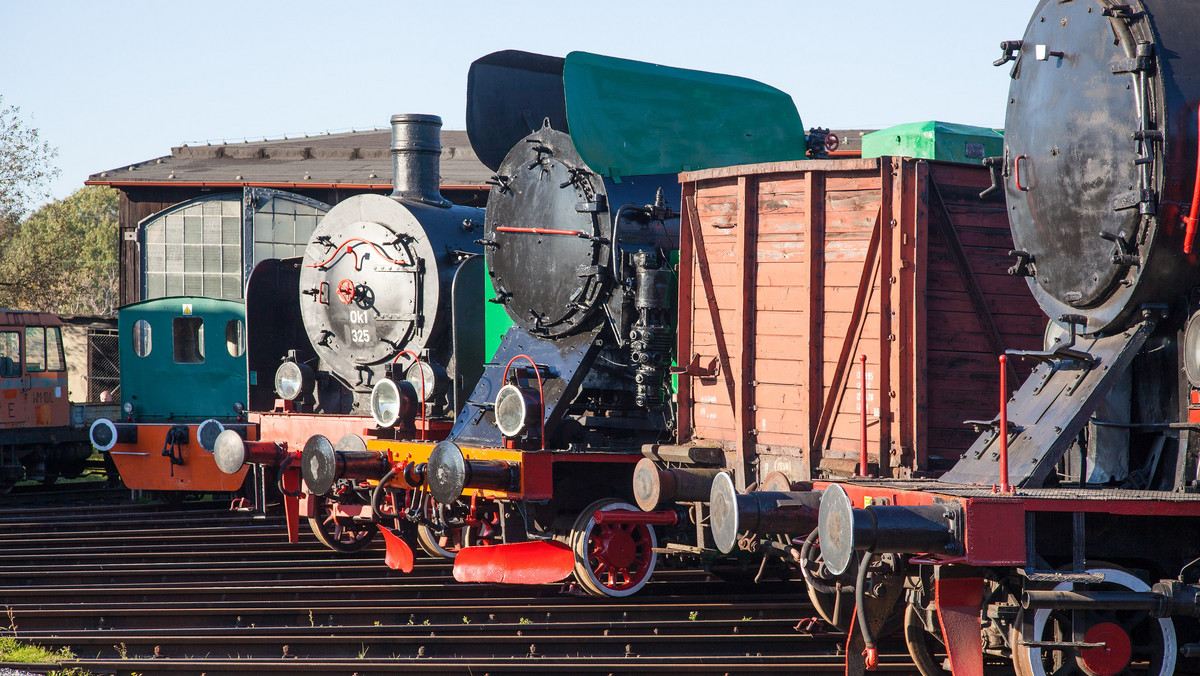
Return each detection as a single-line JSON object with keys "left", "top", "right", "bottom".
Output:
{"left": 0, "top": 496, "right": 923, "bottom": 675}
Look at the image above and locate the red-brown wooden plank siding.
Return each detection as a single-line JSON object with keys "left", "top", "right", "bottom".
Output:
{"left": 676, "top": 158, "right": 1043, "bottom": 483}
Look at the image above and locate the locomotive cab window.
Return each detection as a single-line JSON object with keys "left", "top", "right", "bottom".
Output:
{"left": 0, "top": 331, "right": 19, "bottom": 377}
{"left": 44, "top": 327, "right": 64, "bottom": 371}
{"left": 24, "top": 326, "right": 45, "bottom": 372}
{"left": 173, "top": 317, "right": 205, "bottom": 364}
{"left": 225, "top": 319, "right": 245, "bottom": 357}
{"left": 132, "top": 319, "right": 152, "bottom": 357}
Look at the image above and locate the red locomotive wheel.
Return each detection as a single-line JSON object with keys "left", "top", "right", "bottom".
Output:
{"left": 415, "top": 502, "right": 498, "bottom": 559}
{"left": 336, "top": 278, "right": 356, "bottom": 305}
{"left": 824, "top": 132, "right": 840, "bottom": 153}
{"left": 570, "top": 499, "right": 657, "bottom": 597}
{"left": 1011, "top": 566, "right": 1175, "bottom": 676}
{"left": 1080, "top": 622, "right": 1132, "bottom": 676}
{"left": 309, "top": 495, "right": 375, "bottom": 553}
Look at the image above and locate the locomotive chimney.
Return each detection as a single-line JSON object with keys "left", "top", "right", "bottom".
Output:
{"left": 390, "top": 113, "right": 450, "bottom": 207}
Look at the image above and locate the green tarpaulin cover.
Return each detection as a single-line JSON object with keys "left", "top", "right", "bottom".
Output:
{"left": 862, "top": 121, "right": 1003, "bottom": 165}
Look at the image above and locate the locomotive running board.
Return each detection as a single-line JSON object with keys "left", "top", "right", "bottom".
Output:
{"left": 941, "top": 318, "right": 1157, "bottom": 488}
{"left": 452, "top": 541, "right": 575, "bottom": 585}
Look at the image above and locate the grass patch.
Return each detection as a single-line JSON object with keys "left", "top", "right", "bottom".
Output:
{"left": 0, "top": 636, "right": 91, "bottom": 676}
{"left": 0, "top": 635, "right": 75, "bottom": 662}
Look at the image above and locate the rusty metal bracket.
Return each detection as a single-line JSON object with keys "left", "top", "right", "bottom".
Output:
{"left": 670, "top": 354, "right": 720, "bottom": 378}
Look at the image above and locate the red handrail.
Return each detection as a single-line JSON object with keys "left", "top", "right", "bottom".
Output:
{"left": 496, "top": 226, "right": 588, "bottom": 238}
{"left": 391, "top": 350, "right": 427, "bottom": 439}
{"left": 997, "top": 355, "right": 1012, "bottom": 493}
{"left": 306, "top": 237, "right": 410, "bottom": 269}
{"left": 1183, "top": 107, "right": 1200, "bottom": 254}
{"left": 502, "top": 354, "right": 546, "bottom": 450}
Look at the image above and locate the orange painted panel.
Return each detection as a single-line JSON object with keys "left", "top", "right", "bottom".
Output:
{"left": 111, "top": 423, "right": 253, "bottom": 491}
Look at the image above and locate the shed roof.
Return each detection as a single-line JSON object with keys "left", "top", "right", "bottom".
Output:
{"left": 86, "top": 129, "right": 492, "bottom": 191}
{"left": 86, "top": 127, "right": 870, "bottom": 192}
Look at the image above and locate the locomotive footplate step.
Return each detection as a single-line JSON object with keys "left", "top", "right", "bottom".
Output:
{"left": 941, "top": 319, "right": 1156, "bottom": 488}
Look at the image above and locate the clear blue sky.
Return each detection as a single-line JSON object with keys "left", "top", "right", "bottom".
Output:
{"left": 2, "top": 1, "right": 1035, "bottom": 206}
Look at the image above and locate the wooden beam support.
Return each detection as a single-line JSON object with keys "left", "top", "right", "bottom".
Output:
{"left": 802, "top": 172, "right": 825, "bottom": 477}
{"left": 734, "top": 176, "right": 758, "bottom": 490}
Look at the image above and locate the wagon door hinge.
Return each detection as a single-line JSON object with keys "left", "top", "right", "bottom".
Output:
{"left": 1008, "top": 250, "right": 1035, "bottom": 278}
{"left": 1111, "top": 48, "right": 1155, "bottom": 75}
{"left": 1110, "top": 189, "right": 1157, "bottom": 216}
{"left": 1100, "top": 5, "right": 1140, "bottom": 21}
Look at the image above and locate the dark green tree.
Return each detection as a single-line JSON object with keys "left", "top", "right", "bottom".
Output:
{"left": 0, "top": 186, "right": 119, "bottom": 315}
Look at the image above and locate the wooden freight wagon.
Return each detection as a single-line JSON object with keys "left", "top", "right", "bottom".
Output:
{"left": 671, "top": 157, "right": 1044, "bottom": 487}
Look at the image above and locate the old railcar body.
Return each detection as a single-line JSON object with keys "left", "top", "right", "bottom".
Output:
{"left": 90, "top": 297, "right": 254, "bottom": 493}
{"left": 0, "top": 310, "right": 95, "bottom": 491}
{"left": 703, "top": 2, "right": 1200, "bottom": 675}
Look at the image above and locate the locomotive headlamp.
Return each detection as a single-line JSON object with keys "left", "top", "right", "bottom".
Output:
{"left": 274, "top": 361, "right": 314, "bottom": 401}
{"left": 1043, "top": 318, "right": 1069, "bottom": 351}
{"left": 123, "top": 402, "right": 134, "bottom": 415}
{"left": 405, "top": 361, "right": 448, "bottom": 403}
{"left": 1184, "top": 313, "right": 1200, "bottom": 388}
{"left": 494, "top": 384, "right": 542, "bottom": 438}
{"left": 370, "top": 377, "right": 418, "bottom": 428}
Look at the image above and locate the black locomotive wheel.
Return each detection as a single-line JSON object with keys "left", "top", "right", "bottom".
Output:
{"left": 798, "top": 532, "right": 854, "bottom": 631}
{"left": 308, "top": 495, "right": 375, "bottom": 554}
{"left": 1011, "top": 566, "right": 1176, "bottom": 676}
{"left": 904, "top": 603, "right": 951, "bottom": 676}
{"left": 415, "top": 523, "right": 463, "bottom": 559}
{"left": 570, "top": 498, "right": 657, "bottom": 598}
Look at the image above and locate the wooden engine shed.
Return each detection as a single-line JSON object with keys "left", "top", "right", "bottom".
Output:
{"left": 675, "top": 157, "right": 1044, "bottom": 485}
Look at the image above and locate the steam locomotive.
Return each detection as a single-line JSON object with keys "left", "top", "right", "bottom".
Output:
{"left": 266, "top": 49, "right": 834, "bottom": 594}
{"left": 213, "top": 113, "right": 489, "bottom": 554}
{"left": 696, "top": 1, "right": 1200, "bottom": 674}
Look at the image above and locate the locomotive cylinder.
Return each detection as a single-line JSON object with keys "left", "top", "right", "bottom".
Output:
{"left": 426, "top": 440, "right": 517, "bottom": 505}
{"left": 817, "top": 483, "right": 960, "bottom": 576}
{"left": 391, "top": 113, "right": 449, "bottom": 207}
{"left": 632, "top": 457, "right": 721, "bottom": 511}
{"left": 300, "top": 434, "right": 390, "bottom": 496}
{"left": 709, "top": 471, "right": 822, "bottom": 554}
